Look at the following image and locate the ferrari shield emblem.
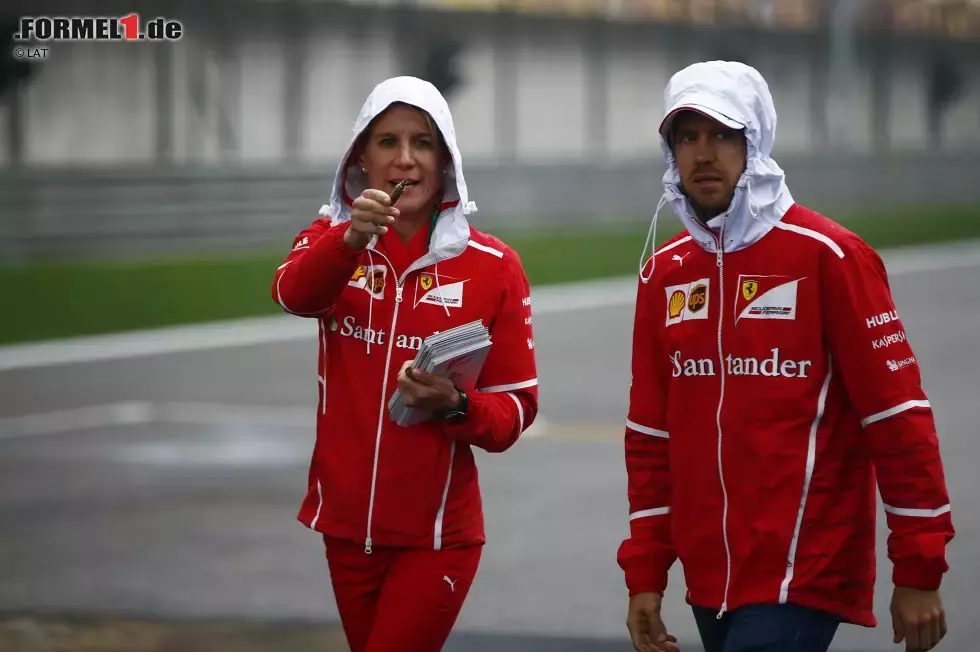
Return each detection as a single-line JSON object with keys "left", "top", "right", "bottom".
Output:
{"left": 742, "top": 280, "right": 759, "bottom": 302}
{"left": 420, "top": 274, "right": 434, "bottom": 292}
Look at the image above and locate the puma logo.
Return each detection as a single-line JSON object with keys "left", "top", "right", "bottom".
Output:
{"left": 443, "top": 576, "right": 457, "bottom": 592}
{"left": 672, "top": 253, "right": 690, "bottom": 266}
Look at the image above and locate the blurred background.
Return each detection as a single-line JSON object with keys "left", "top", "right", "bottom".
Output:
{"left": 1, "top": 0, "right": 978, "bottom": 651}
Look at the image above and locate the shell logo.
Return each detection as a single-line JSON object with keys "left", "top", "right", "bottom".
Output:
{"left": 668, "top": 290, "right": 687, "bottom": 319}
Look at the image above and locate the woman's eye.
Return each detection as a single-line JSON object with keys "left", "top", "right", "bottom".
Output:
{"left": 415, "top": 138, "right": 433, "bottom": 148}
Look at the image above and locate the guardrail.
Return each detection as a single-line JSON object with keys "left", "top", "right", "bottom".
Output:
{"left": 2, "top": 153, "right": 980, "bottom": 261}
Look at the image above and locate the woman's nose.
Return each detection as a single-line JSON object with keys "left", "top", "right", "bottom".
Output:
{"left": 394, "top": 142, "right": 414, "bottom": 166}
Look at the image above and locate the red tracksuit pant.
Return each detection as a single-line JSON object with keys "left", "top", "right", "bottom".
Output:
{"left": 323, "top": 535, "right": 483, "bottom": 652}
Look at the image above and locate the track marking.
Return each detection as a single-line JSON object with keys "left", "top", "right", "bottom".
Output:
{"left": 0, "top": 400, "right": 552, "bottom": 443}
{"left": 0, "top": 401, "right": 311, "bottom": 441}
{"left": 1, "top": 240, "right": 978, "bottom": 372}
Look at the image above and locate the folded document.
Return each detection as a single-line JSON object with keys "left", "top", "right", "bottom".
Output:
{"left": 388, "top": 320, "right": 492, "bottom": 427}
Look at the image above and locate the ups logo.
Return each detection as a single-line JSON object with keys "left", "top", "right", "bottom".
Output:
{"left": 371, "top": 269, "right": 385, "bottom": 294}
{"left": 688, "top": 284, "right": 707, "bottom": 313}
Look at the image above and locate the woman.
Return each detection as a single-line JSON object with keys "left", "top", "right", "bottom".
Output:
{"left": 271, "top": 76, "right": 539, "bottom": 652}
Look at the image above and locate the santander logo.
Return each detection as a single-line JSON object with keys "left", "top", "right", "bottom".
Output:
{"left": 671, "top": 348, "right": 813, "bottom": 379}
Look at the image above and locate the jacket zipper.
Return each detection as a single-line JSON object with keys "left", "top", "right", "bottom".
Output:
{"left": 364, "top": 249, "right": 404, "bottom": 555}
{"left": 713, "top": 230, "right": 733, "bottom": 619}
{"left": 360, "top": 239, "right": 464, "bottom": 555}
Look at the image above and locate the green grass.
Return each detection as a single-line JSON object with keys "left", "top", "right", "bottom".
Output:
{"left": 2, "top": 207, "right": 979, "bottom": 346}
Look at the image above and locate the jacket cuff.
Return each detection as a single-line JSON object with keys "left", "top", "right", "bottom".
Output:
{"left": 623, "top": 559, "right": 666, "bottom": 597}
{"left": 320, "top": 221, "right": 363, "bottom": 258}
{"left": 438, "top": 391, "right": 489, "bottom": 438}
{"left": 893, "top": 563, "right": 944, "bottom": 591}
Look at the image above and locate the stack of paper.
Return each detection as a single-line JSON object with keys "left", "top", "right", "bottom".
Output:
{"left": 388, "top": 320, "right": 492, "bottom": 427}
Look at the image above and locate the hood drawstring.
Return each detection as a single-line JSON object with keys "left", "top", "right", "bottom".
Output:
{"left": 365, "top": 249, "right": 376, "bottom": 356}
{"left": 434, "top": 262, "right": 451, "bottom": 318}
{"left": 639, "top": 193, "right": 669, "bottom": 284}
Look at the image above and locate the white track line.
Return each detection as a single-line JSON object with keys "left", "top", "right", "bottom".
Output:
{"left": 0, "top": 401, "right": 312, "bottom": 441}
{"left": 1, "top": 240, "right": 978, "bottom": 373}
{"left": 0, "top": 402, "right": 156, "bottom": 440}
{"left": 0, "top": 399, "right": 550, "bottom": 442}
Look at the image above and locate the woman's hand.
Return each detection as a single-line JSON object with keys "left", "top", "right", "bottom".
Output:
{"left": 396, "top": 360, "right": 461, "bottom": 413}
{"left": 344, "top": 189, "right": 399, "bottom": 250}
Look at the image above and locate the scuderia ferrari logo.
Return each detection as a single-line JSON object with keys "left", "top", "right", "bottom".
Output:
{"left": 734, "top": 274, "right": 803, "bottom": 324}
{"left": 414, "top": 270, "right": 467, "bottom": 309}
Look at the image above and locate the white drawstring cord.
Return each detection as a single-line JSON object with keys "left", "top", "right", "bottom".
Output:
{"left": 638, "top": 193, "right": 669, "bottom": 284}
{"left": 365, "top": 249, "right": 375, "bottom": 356}
{"left": 434, "top": 262, "right": 451, "bottom": 318}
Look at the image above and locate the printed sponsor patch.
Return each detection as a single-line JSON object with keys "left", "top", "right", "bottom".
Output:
{"left": 734, "top": 274, "right": 803, "bottom": 324}
{"left": 414, "top": 271, "right": 466, "bottom": 309}
{"left": 664, "top": 278, "right": 711, "bottom": 326}
{"left": 348, "top": 264, "right": 387, "bottom": 300}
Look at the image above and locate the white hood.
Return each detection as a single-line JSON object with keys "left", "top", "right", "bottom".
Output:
{"left": 658, "top": 61, "right": 795, "bottom": 254}
{"left": 319, "top": 76, "right": 477, "bottom": 262}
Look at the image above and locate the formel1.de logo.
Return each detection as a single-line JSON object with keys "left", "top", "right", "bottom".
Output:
{"left": 14, "top": 15, "right": 184, "bottom": 42}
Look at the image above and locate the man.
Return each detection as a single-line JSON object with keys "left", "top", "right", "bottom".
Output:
{"left": 618, "top": 61, "right": 955, "bottom": 652}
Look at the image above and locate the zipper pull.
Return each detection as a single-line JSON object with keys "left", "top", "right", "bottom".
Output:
{"left": 364, "top": 538, "right": 373, "bottom": 555}
{"left": 716, "top": 602, "right": 728, "bottom": 619}
{"left": 716, "top": 247, "right": 723, "bottom": 267}
{"left": 395, "top": 285, "right": 403, "bottom": 303}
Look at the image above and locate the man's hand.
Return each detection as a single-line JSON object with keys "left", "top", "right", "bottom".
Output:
{"left": 396, "top": 360, "right": 461, "bottom": 413}
{"left": 891, "top": 586, "right": 947, "bottom": 651}
{"left": 626, "top": 592, "right": 680, "bottom": 652}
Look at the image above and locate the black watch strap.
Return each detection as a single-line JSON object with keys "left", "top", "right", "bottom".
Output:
{"left": 438, "top": 389, "right": 469, "bottom": 423}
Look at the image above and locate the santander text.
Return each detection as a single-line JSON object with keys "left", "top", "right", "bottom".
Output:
{"left": 338, "top": 315, "right": 424, "bottom": 350}
{"left": 671, "top": 348, "right": 813, "bottom": 379}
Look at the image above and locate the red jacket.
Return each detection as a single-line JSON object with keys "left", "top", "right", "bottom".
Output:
{"left": 273, "top": 216, "right": 538, "bottom": 553}
{"left": 617, "top": 204, "right": 955, "bottom": 626}
{"left": 272, "top": 78, "right": 538, "bottom": 555}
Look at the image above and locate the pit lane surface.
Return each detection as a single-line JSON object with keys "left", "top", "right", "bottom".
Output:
{"left": 1, "top": 241, "right": 977, "bottom": 651}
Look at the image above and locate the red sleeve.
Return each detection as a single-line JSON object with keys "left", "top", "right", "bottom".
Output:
{"left": 439, "top": 249, "right": 538, "bottom": 453}
{"left": 616, "top": 256, "right": 676, "bottom": 597}
{"left": 272, "top": 218, "right": 363, "bottom": 317}
{"left": 822, "top": 237, "right": 955, "bottom": 591}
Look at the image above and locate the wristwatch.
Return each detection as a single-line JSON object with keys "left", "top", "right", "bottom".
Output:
{"left": 438, "top": 388, "right": 469, "bottom": 424}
